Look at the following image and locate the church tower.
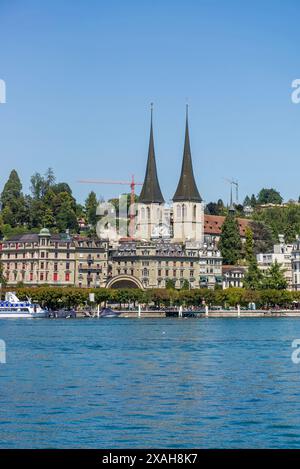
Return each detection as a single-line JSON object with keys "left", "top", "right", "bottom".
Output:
{"left": 172, "top": 106, "right": 204, "bottom": 244}
{"left": 136, "top": 105, "right": 165, "bottom": 240}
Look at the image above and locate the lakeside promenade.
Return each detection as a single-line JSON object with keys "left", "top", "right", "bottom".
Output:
{"left": 76, "top": 308, "right": 300, "bottom": 319}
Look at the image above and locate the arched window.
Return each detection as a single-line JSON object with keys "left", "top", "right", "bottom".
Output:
{"left": 141, "top": 207, "right": 145, "bottom": 220}
{"left": 182, "top": 204, "right": 187, "bottom": 220}
{"left": 193, "top": 204, "right": 197, "bottom": 221}
{"left": 176, "top": 204, "right": 181, "bottom": 219}
{"left": 147, "top": 207, "right": 151, "bottom": 220}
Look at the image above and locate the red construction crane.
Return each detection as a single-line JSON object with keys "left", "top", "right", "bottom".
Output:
{"left": 77, "top": 175, "right": 143, "bottom": 238}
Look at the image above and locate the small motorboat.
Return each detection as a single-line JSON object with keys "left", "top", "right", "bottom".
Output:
{"left": 99, "top": 307, "right": 121, "bottom": 318}
{"left": 48, "top": 309, "right": 76, "bottom": 319}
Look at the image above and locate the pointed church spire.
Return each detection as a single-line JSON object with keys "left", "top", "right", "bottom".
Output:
{"left": 139, "top": 104, "right": 164, "bottom": 204}
{"left": 173, "top": 105, "right": 202, "bottom": 202}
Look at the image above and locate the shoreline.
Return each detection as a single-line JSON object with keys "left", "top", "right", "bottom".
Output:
{"left": 75, "top": 309, "right": 300, "bottom": 319}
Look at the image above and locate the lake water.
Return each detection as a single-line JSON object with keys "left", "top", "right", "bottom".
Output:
{"left": 1, "top": 317, "right": 300, "bottom": 448}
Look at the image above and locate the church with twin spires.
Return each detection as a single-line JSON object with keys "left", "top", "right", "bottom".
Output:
{"left": 136, "top": 105, "right": 204, "bottom": 245}
{"left": 106, "top": 106, "right": 221, "bottom": 290}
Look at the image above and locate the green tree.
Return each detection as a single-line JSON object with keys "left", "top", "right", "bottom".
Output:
{"left": 257, "top": 188, "right": 283, "bottom": 205}
{"left": 0, "top": 261, "right": 6, "bottom": 286}
{"left": 205, "top": 202, "right": 220, "bottom": 215}
{"left": 1, "top": 169, "right": 22, "bottom": 207}
{"left": 250, "top": 220, "right": 275, "bottom": 254}
{"left": 244, "top": 227, "right": 255, "bottom": 263}
{"left": 243, "top": 195, "right": 251, "bottom": 206}
{"left": 44, "top": 167, "right": 56, "bottom": 188}
{"left": 42, "top": 208, "right": 56, "bottom": 228}
{"left": 262, "top": 260, "right": 287, "bottom": 290}
{"left": 180, "top": 279, "right": 190, "bottom": 290}
{"left": 165, "top": 278, "right": 176, "bottom": 290}
{"left": 85, "top": 191, "right": 98, "bottom": 226}
{"left": 52, "top": 182, "right": 72, "bottom": 195}
{"left": 0, "top": 214, "right": 4, "bottom": 239}
{"left": 218, "top": 212, "right": 242, "bottom": 264}
{"left": 250, "top": 194, "right": 257, "bottom": 207}
{"left": 252, "top": 203, "right": 300, "bottom": 245}
{"left": 243, "top": 227, "right": 263, "bottom": 289}
{"left": 234, "top": 204, "right": 245, "bottom": 217}
{"left": 1, "top": 205, "right": 14, "bottom": 226}
{"left": 30, "top": 172, "right": 46, "bottom": 199}
{"left": 284, "top": 223, "right": 297, "bottom": 243}
{"left": 243, "top": 262, "right": 263, "bottom": 290}
{"left": 28, "top": 198, "right": 46, "bottom": 228}
{"left": 205, "top": 199, "right": 225, "bottom": 216}
{"left": 55, "top": 193, "right": 79, "bottom": 232}
{"left": 1, "top": 169, "right": 26, "bottom": 227}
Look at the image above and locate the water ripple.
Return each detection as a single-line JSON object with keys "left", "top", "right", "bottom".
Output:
{"left": 0, "top": 318, "right": 300, "bottom": 448}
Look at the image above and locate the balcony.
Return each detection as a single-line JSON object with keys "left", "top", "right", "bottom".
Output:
{"left": 78, "top": 263, "right": 102, "bottom": 272}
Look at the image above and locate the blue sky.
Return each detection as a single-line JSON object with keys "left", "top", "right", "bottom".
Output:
{"left": 0, "top": 0, "right": 300, "bottom": 205}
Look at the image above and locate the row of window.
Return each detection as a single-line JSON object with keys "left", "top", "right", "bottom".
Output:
{"left": 3, "top": 252, "right": 72, "bottom": 259}
{"left": 5, "top": 262, "right": 72, "bottom": 270}
{"left": 157, "top": 269, "right": 195, "bottom": 278}
{"left": 116, "top": 269, "right": 134, "bottom": 276}
{"left": 140, "top": 204, "right": 198, "bottom": 220}
{"left": 6, "top": 272, "right": 71, "bottom": 282}
{"left": 2, "top": 252, "right": 107, "bottom": 260}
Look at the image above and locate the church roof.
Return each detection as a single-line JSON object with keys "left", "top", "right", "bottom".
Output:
{"left": 139, "top": 105, "right": 164, "bottom": 204}
{"left": 173, "top": 106, "right": 202, "bottom": 203}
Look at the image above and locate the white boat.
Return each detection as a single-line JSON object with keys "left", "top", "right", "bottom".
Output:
{"left": 0, "top": 292, "right": 48, "bottom": 319}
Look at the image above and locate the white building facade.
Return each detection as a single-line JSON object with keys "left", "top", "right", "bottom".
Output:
{"left": 257, "top": 235, "right": 293, "bottom": 289}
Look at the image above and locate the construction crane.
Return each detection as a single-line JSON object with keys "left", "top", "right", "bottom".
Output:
{"left": 224, "top": 178, "right": 239, "bottom": 204}
{"left": 77, "top": 175, "right": 143, "bottom": 238}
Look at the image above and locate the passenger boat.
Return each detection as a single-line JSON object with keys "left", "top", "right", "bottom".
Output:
{"left": 0, "top": 292, "right": 48, "bottom": 319}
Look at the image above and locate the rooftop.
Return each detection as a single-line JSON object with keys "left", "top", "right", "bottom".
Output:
{"left": 204, "top": 214, "right": 250, "bottom": 237}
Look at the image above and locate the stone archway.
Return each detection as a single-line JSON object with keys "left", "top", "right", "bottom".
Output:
{"left": 106, "top": 274, "right": 144, "bottom": 290}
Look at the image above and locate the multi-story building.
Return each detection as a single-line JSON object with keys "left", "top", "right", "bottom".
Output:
{"left": 256, "top": 235, "right": 293, "bottom": 289}
{"left": 0, "top": 229, "right": 221, "bottom": 290}
{"left": 222, "top": 265, "right": 246, "bottom": 289}
{"left": 0, "top": 229, "right": 76, "bottom": 286}
{"left": 74, "top": 237, "right": 109, "bottom": 288}
{"left": 291, "top": 237, "right": 300, "bottom": 290}
{"left": 108, "top": 239, "right": 222, "bottom": 290}
{"left": 0, "top": 229, "right": 109, "bottom": 288}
